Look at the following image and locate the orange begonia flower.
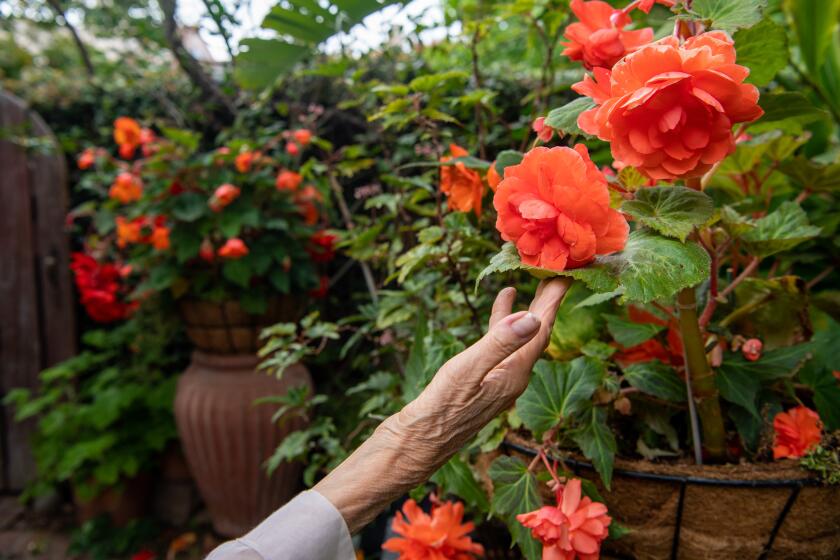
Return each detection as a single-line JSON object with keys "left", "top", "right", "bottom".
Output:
{"left": 440, "top": 144, "right": 485, "bottom": 216}
{"left": 218, "top": 238, "right": 249, "bottom": 259}
{"left": 486, "top": 163, "right": 502, "bottom": 192}
{"left": 209, "top": 183, "right": 241, "bottom": 212}
{"left": 562, "top": 0, "right": 653, "bottom": 70}
{"left": 493, "top": 144, "right": 628, "bottom": 271}
{"left": 150, "top": 225, "right": 170, "bottom": 251}
{"left": 295, "top": 185, "right": 322, "bottom": 225}
{"left": 78, "top": 148, "right": 97, "bottom": 170}
{"left": 286, "top": 142, "right": 300, "bottom": 156}
{"left": 115, "top": 216, "right": 144, "bottom": 248}
{"left": 741, "top": 338, "right": 763, "bottom": 362}
{"left": 235, "top": 151, "right": 260, "bottom": 173}
{"left": 114, "top": 117, "right": 142, "bottom": 158}
{"left": 773, "top": 406, "right": 822, "bottom": 460}
{"left": 517, "top": 478, "right": 611, "bottom": 560}
{"left": 276, "top": 169, "right": 303, "bottom": 191}
{"left": 532, "top": 117, "right": 555, "bottom": 143}
{"left": 613, "top": 307, "right": 683, "bottom": 367}
{"left": 636, "top": 0, "right": 675, "bottom": 14}
{"left": 574, "top": 32, "right": 764, "bottom": 181}
{"left": 109, "top": 172, "right": 143, "bottom": 204}
{"left": 293, "top": 129, "right": 313, "bottom": 146}
{"left": 382, "top": 500, "right": 484, "bottom": 560}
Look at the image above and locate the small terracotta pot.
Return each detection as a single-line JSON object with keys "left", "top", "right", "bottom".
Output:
{"left": 174, "top": 351, "right": 313, "bottom": 537}
{"left": 503, "top": 436, "right": 840, "bottom": 560}
{"left": 179, "top": 298, "right": 301, "bottom": 354}
{"left": 73, "top": 473, "right": 152, "bottom": 526}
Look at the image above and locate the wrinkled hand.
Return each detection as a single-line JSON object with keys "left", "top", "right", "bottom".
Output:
{"left": 315, "top": 279, "right": 570, "bottom": 533}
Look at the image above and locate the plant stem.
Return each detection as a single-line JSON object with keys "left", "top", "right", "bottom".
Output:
{"left": 677, "top": 286, "right": 727, "bottom": 462}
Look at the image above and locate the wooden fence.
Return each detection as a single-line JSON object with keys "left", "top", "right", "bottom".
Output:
{"left": 0, "top": 90, "right": 76, "bottom": 491}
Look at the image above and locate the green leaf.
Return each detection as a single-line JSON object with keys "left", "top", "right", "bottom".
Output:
{"left": 403, "top": 315, "right": 429, "bottom": 401}
{"left": 171, "top": 192, "right": 207, "bottom": 222}
{"left": 605, "top": 314, "right": 664, "bottom": 347}
{"left": 785, "top": 0, "right": 840, "bottom": 77}
{"left": 494, "top": 150, "right": 524, "bottom": 176}
{"left": 488, "top": 456, "right": 542, "bottom": 560}
{"left": 516, "top": 358, "right": 605, "bottom": 437}
{"left": 623, "top": 361, "right": 687, "bottom": 402}
{"left": 689, "top": 0, "right": 766, "bottom": 33}
{"left": 222, "top": 259, "right": 252, "bottom": 287}
{"left": 409, "top": 70, "right": 468, "bottom": 92}
{"left": 572, "top": 406, "right": 616, "bottom": 489}
{"left": 741, "top": 201, "right": 821, "bottom": 257}
{"left": 621, "top": 187, "right": 714, "bottom": 242}
{"left": 431, "top": 456, "right": 489, "bottom": 510}
{"left": 716, "top": 363, "right": 760, "bottom": 417}
{"left": 545, "top": 97, "right": 596, "bottom": 137}
{"left": 756, "top": 92, "right": 829, "bottom": 126}
{"left": 733, "top": 18, "right": 788, "bottom": 86}
{"left": 778, "top": 157, "right": 840, "bottom": 192}
{"left": 606, "top": 230, "right": 710, "bottom": 304}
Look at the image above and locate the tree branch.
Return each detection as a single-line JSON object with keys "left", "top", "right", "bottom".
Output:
{"left": 46, "top": 0, "right": 95, "bottom": 77}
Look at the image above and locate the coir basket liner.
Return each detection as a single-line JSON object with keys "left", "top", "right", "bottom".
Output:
{"left": 503, "top": 436, "right": 840, "bottom": 560}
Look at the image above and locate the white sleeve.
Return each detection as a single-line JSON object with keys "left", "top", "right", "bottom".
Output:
{"left": 206, "top": 491, "right": 356, "bottom": 560}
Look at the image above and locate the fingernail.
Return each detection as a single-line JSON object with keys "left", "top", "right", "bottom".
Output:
{"left": 511, "top": 312, "right": 540, "bottom": 337}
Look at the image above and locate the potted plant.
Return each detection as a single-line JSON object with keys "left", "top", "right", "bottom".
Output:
{"left": 72, "top": 118, "right": 335, "bottom": 535}
{"left": 4, "top": 306, "right": 184, "bottom": 526}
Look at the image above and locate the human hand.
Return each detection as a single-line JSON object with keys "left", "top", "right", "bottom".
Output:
{"left": 315, "top": 278, "right": 570, "bottom": 532}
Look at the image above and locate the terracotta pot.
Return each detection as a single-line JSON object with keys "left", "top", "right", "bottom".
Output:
{"left": 179, "top": 298, "right": 301, "bottom": 354}
{"left": 73, "top": 473, "right": 152, "bottom": 526}
{"left": 504, "top": 436, "right": 840, "bottom": 560}
{"left": 175, "top": 351, "right": 313, "bottom": 537}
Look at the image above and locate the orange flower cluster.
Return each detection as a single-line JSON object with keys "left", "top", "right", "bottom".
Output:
{"left": 517, "top": 478, "right": 612, "bottom": 560}
{"left": 113, "top": 117, "right": 155, "bottom": 159}
{"left": 218, "top": 238, "right": 248, "bottom": 259}
{"left": 440, "top": 144, "right": 485, "bottom": 216}
{"left": 115, "top": 216, "right": 170, "bottom": 251}
{"left": 574, "top": 32, "right": 763, "bottom": 180}
{"left": 773, "top": 406, "right": 822, "bottom": 460}
{"left": 109, "top": 172, "right": 144, "bottom": 204}
{"left": 209, "top": 183, "right": 241, "bottom": 212}
{"left": 382, "top": 499, "right": 484, "bottom": 559}
{"left": 562, "top": 0, "right": 653, "bottom": 70}
{"left": 235, "top": 151, "right": 260, "bottom": 173}
{"left": 276, "top": 169, "right": 303, "bottom": 191}
{"left": 493, "top": 145, "right": 628, "bottom": 271}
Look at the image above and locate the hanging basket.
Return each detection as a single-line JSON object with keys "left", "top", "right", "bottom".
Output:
{"left": 503, "top": 437, "right": 840, "bottom": 560}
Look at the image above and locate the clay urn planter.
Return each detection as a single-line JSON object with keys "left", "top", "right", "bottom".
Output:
{"left": 503, "top": 435, "right": 840, "bottom": 560}
{"left": 174, "top": 298, "right": 313, "bottom": 537}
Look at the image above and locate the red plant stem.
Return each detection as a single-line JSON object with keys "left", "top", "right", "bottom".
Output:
{"left": 795, "top": 188, "right": 811, "bottom": 204}
{"left": 807, "top": 266, "right": 835, "bottom": 290}
{"left": 719, "top": 256, "right": 760, "bottom": 300}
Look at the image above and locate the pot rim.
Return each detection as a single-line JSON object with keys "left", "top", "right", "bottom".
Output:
{"left": 503, "top": 437, "right": 820, "bottom": 488}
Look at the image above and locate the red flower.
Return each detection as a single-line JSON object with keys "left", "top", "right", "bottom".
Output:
{"left": 235, "top": 151, "right": 259, "bottom": 173}
{"left": 130, "top": 550, "right": 156, "bottom": 560}
{"left": 295, "top": 185, "right": 322, "bottom": 225}
{"left": 308, "top": 275, "right": 330, "bottom": 299}
{"left": 741, "top": 338, "right": 762, "bottom": 362}
{"left": 70, "top": 252, "right": 137, "bottom": 323}
{"left": 493, "top": 144, "right": 628, "bottom": 271}
{"left": 286, "top": 142, "right": 300, "bottom": 156}
{"left": 150, "top": 225, "right": 170, "bottom": 251}
{"left": 308, "top": 231, "right": 337, "bottom": 263}
{"left": 635, "top": 0, "right": 675, "bottom": 14}
{"left": 78, "top": 148, "right": 97, "bottom": 170}
{"left": 574, "top": 32, "right": 764, "bottom": 180}
{"left": 613, "top": 307, "right": 683, "bottom": 367}
{"left": 773, "top": 406, "right": 822, "bottom": 460}
{"left": 382, "top": 500, "right": 484, "bottom": 559}
{"left": 533, "top": 117, "right": 555, "bottom": 142}
{"left": 292, "top": 129, "right": 313, "bottom": 146}
{"left": 276, "top": 170, "right": 303, "bottom": 191}
{"left": 562, "top": 0, "right": 653, "bottom": 70}
{"left": 109, "top": 172, "right": 143, "bottom": 204}
{"left": 114, "top": 117, "right": 142, "bottom": 159}
{"left": 209, "top": 183, "right": 241, "bottom": 212}
{"left": 199, "top": 239, "right": 215, "bottom": 263}
{"left": 218, "top": 238, "right": 248, "bottom": 259}
{"left": 517, "top": 478, "right": 611, "bottom": 560}
{"left": 440, "top": 144, "right": 485, "bottom": 216}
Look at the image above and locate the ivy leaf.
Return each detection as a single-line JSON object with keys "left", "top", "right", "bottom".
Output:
{"left": 689, "top": 0, "right": 766, "bottom": 33}
{"left": 488, "top": 456, "right": 543, "bottom": 560}
{"left": 545, "top": 97, "right": 596, "bottom": 137}
{"left": 494, "top": 150, "right": 524, "bottom": 176}
{"left": 621, "top": 186, "right": 714, "bottom": 242}
{"left": 605, "top": 230, "right": 710, "bottom": 304}
{"left": 604, "top": 314, "right": 664, "bottom": 347}
{"left": 733, "top": 18, "right": 788, "bottom": 86}
{"left": 741, "top": 201, "right": 821, "bottom": 257}
{"left": 431, "top": 456, "right": 489, "bottom": 511}
{"left": 572, "top": 406, "right": 616, "bottom": 489}
{"left": 475, "top": 243, "right": 619, "bottom": 293}
{"left": 516, "top": 358, "right": 605, "bottom": 437}
{"left": 623, "top": 361, "right": 687, "bottom": 402}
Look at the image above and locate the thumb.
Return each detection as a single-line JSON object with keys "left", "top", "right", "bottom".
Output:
{"left": 439, "top": 310, "right": 541, "bottom": 386}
